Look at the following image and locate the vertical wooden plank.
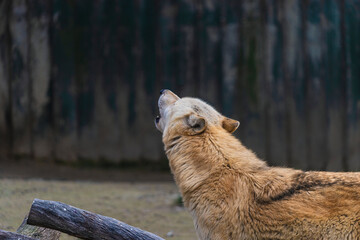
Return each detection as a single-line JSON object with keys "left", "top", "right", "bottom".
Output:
{"left": 235, "top": 0, "right": 267, "bottom": 161}
{"left": 159, "top": 1, "right": 179, "bottom": 91}
{"left": 136, "top": 0, "right": 163, "bottom": 162}
{"left": 28, "top": 0, "right": 52, "bottom": 160}
{"left": 116, "top": 0, "right": 163, "bottom": 162}
{"left": 177, "top": 0, "right": 197, "bottom": 96}
{"left": 94, "top": 0, "right": 121, "bottom": 162}
{"left": 143, "top": 0, "right": 181, "bottom": 164}
{"left": 281, "top": 0, "right": 307, "bottom": 170}
{"left": 345, "top": 0, "right": 360, "bottom": 171}
{"left": 86, "top": 0, "right": 127, "bottom": 162}
{"left": 304, "top": 0, "right": 327, "bottom": 170}
{"left": 199, "top": 0, "right": 221, "bottom": 109}
{"left": 323, "top": 0, "right": 344, "bottom": 171}
{"left": 142, "top": 0, "right": 158, "bottom": 109}
{"left": 221, "top": 0, "right": 240, "bottom": 117}
{"left": 193, "top": 0, "right": 202, "bottom": 97}
{"left": 51, "top": 0, "right": 77, "bottom": 161}
{"left": 116, "top": 0, "right": 137, "bottom": 162}
{"left": 112, "top": 0, "right": 139, "bottom": 162}
{"left": 74, "top": 0, "right": 97, "bottom": 161}
{"left": 261, "top": 0, "right": 287, "bottom": 166}
{"left": 10, "top": 0, "right": 32, "bottom": 158}
{"left": 124, "top": 0, "right": 145, "bottom": 161}
{"left": 0, "top": 0, "right": 10, "bottom": 158}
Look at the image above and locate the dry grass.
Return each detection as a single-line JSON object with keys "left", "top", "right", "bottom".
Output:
{"left": 0, "top": 178, "right": 197, "bottom": 240}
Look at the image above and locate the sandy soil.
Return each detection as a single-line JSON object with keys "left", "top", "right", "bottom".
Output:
{"left": 0, "top": 160, "right": 197, "bottom": 240}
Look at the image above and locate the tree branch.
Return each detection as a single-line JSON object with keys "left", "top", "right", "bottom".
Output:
{"left": 0, "top": 229, "right": 37, "bottom": 240}
{"left": 27, "top": 199, "right": 165, "bottom": 240}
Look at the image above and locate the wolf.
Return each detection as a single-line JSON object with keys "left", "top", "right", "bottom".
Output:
{"left": 155, "top": 89, "right": 360, "bottom": 240}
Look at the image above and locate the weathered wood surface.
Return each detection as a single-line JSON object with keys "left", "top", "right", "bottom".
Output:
{"left": 28, "top": 1, "right": 52, "bottom": 160}
{"left": 345, "top": 0, "right": 360, "bottom": 171}
{"left": 0, "top": 0, "right": 11, "bottom": 158}
{"left": 0, "top": 230, "right": 36, "bottom": 240}
{"left": 17, "top": 216, "right": 60, "bottom": 240}
{"left": 281, "top": 0, "right": 307, "bottom": 170}
{"left": 27, "top": 198, "right": 165, "bottom": 240}
{"left": 51, "top": 0, "right": 77, "bottom": 162}
{"left": 0, "top": 215, "right": 60, "bottom": 240}
{"left": 9, "top": 0, "right": 32, "bottom": 158}
{"left": 0, "top": 0, "right": 359, "bottom": 171}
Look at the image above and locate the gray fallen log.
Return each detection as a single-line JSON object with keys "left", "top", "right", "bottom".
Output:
{"left": 27, "top": 198, "right": 165, "bottom": 240}
{"left": 17, "top": 216, "right": 61, "bottom": 240}
{"left": 0, "top": 215, "right": 60, "bottom": 240}
{"left": 0, "top": 229, "right": 36, "bottom": 240}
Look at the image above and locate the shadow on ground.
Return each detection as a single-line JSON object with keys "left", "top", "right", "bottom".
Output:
{"left": 0, "top": 159, "right": 173, "bottom": 182}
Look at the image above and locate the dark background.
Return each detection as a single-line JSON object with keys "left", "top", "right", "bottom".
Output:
{"left": 0, "top": 0, "right": 359, "bottom": 171}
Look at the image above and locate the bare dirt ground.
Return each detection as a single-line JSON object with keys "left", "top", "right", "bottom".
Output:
{"left": 0, "top": 160, "right": 197, "bottom": 240}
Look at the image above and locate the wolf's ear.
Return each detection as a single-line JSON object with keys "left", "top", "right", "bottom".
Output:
{"left": 222, "top": 117, "right": 240, "bottom": 133}
{"left": 186, "top": 114, "right": 206, "bottom": 135}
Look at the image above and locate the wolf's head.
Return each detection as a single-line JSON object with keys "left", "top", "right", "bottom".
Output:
{"left": 155, "top": 89, "right": 239, "bottom": 137}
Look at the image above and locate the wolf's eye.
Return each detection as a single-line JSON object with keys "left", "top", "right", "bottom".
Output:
{"left": 192, "top": 105, "right": 200, "bottom": 113}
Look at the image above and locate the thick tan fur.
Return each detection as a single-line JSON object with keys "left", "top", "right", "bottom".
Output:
{"left": 155, "top": 90, "right": 360, "bottom": 240}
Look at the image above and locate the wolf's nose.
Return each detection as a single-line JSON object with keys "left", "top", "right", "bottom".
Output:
{"left": 160, "top": 89, "right": 167, "bottom": 95}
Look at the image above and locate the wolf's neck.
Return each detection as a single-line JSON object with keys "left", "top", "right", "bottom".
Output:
{"left": 163, "top": 128, "right": 267, "bottom": 198}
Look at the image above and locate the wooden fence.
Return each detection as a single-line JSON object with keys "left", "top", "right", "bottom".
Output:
{"left": 0, "top": 0, "right": 359, "bottom": 171}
